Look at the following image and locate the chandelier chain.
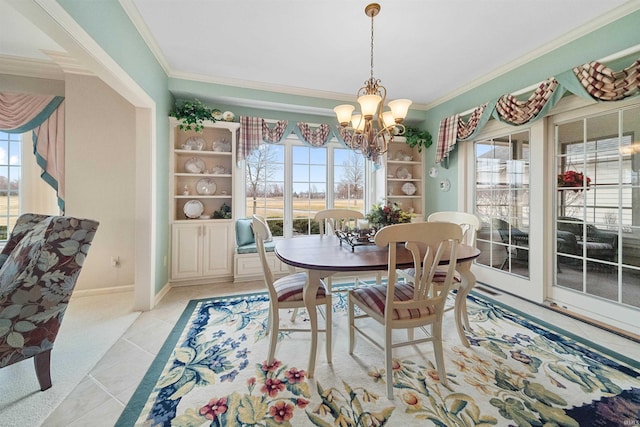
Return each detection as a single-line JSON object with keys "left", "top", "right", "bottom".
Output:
{"left": 370, "top": 11, "right": 375, "bottom": 81}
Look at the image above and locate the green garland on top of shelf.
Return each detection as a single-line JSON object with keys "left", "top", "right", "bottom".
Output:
{"left": 169, "top": 99, "right": 216, "bottom": 132}
{"left": 404, "top": 126, "right": 432, "bottom": 152}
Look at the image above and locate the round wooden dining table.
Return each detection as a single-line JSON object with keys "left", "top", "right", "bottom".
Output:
{"left": 275, "top": 234, "right": 481, "bottom": 378}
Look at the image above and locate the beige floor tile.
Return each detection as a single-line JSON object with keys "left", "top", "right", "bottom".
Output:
{"left": 90, "top": 344, "right": 154, "bottom": 398}
{"left": 67, "top": 397, "right": 125, "bottom": 427}
{"left": 44, "top": 377, "right": 112, "bottom": 427}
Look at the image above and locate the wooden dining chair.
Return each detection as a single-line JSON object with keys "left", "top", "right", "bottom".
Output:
{"left": 252, "top": 215, "right": 332, "bottom": 365}
{"left": 314, "top": 208, "right": 382, "bottom": 288}
{"left": 348, "top": 222, "right": 462, "bottom": 399}
{"left": 398, "top": 211, "right": 480, "bottom": 335}
{"left": 427, "top": 211, "right": 480, "bottom": 332}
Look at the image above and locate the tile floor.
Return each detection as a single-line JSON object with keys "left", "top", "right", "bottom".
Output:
{"left": 44, "top": 279, "right": 640, "bottom": 426}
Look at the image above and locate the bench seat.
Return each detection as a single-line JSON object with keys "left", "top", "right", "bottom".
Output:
{"left": 234, "top": 218, "right": 289, "bottom": 282}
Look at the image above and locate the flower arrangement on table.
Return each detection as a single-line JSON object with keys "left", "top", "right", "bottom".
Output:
{"left": 557, "top": 170, "right": 591, "bottom": 192}
{"left": 365, "top": 202, "right": 412, "bottom": 227}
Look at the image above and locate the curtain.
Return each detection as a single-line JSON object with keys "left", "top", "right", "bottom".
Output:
{"left": 0, "top": 92, "right": 65, "bottom": 211}
{"left": 436, "top": 53, "right": 640, "bottom": 165}
{"left": 238, "top": 116, "right": 339, "bottom": 164}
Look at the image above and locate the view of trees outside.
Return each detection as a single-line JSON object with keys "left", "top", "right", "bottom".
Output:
{"left": 245, "top": 142, "right": 365, "bottom": 236}
{"left": 0, "top": 131, "right": 21, "bottom": 239}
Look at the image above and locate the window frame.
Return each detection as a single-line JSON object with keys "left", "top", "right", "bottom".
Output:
{"left": 238, "top": 134, "right": 371, "bottom": 238}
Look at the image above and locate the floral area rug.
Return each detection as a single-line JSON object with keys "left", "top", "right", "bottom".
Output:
{"left": 116, "top": 288, "right": 640, "bottom": 427}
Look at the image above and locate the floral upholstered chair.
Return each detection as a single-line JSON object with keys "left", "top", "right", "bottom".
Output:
{"left": 0, "top": 214, "right": 99, "bottom": 391}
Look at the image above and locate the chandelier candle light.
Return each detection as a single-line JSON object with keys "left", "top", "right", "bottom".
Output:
{"left": 334, "top": 3, "right": 412, "bottom": 163}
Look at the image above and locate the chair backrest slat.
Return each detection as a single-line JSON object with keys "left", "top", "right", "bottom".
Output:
{"left": 314, "top": 209, "right": 364, "bottom": 235}
{"left": 375, "top": 222, "right": 462, "bottom": 318}
{"left": 428, "top": 211, "right": 480, "bottom": 247}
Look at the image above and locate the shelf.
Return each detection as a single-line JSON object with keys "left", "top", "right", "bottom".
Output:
{"left": 175, "top": 173, "right": 232, "bottom": 178}
{"left": 387, "top": 178, "right": 421, "bottom": 182}
{"left": 175, "top": 149, "right": 232, "bottom": 156}
{"left": 387, "top": 160, "right": 421, "bottom": 166}
{"left": 175, "top": 195, "right": 232, "bottom": 199}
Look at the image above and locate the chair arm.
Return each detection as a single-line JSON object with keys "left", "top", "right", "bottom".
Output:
{"left": 557, "top": 230, "right": 577, "bottom": 254}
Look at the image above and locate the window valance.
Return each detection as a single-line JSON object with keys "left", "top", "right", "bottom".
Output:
{"left": 436, "top": 54, "right": 640, "bottom": 165}
{"left": 238, "top": 116, "right": 343, "bottom": 163}
{"left": 0, "top": 92, "right": 65, "bottom": 211}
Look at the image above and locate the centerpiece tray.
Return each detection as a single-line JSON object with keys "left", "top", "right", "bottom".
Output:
{"left": 335, "top": 228, "right": 378, "bottom": 252}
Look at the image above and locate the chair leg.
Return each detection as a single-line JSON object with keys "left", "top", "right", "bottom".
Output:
{"left": 432, "top": 320, "right": 447, "bottom": 387}
{"left": 385, "top": 326, "right": 394, "bottom": 400}
{"left": 325, "top": 295, "right": 332, "bottom": 364}
{"left": 348, "top": 293, "right": 355, "bottom": 355}
{"left": 290, "top": 308, "right": 298, "bottom": 322}
{"left": 34, "top": 349, "right": 52, "bottom": 391}
{"left": 267, "top": 304, "right": 279, "bottom": 364}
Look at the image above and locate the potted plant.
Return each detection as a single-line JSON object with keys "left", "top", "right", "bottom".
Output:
{"left": 366, "top": 202, "right": 412, "bottom": 228}
{"left": 557, "top": 170, "right": 591, "bottom": 192}
{"left": 169, "top": 99, "right": 216, "bottom": 132}
{"left": 403, "top": 126, "right": 432, "bottom": 152}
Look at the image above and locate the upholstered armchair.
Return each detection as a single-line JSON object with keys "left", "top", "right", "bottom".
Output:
{"left": 0, "top": 214, "right": 99, "bottom": 391}
{"left": 557, "top": 216, "right": 618, "bottom": 263}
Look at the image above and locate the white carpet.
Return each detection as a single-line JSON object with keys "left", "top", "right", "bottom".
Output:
{"left": 0, "top": 291, "right": 140, "bottom": 427}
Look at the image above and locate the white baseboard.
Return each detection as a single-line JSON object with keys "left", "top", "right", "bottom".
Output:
{"left": 154, "top": 281, "right": 172, "bottom": 307}
{"left": 72, "top": 284, "right": 135, "bottom": 298}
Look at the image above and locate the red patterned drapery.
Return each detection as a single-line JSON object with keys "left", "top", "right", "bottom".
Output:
{"left": 338, "top": 127, "right": 366, "bottom": 151}
{"left": 436, "top": 103, "right": 489, "bottom": 165}
{"left": 294, "top": 122, "right": 331, "bottom": 147}
{"left": 436, "top": 114, "right": 459, "bottom": 165}
{"left": 0, "top": 92, "right": 65, "bottom": 211}
{"left": 435, "top": 52, "right": 640, "bottom": 166}
{"left": 239, "top": 116, "right": 339, "bottom": 163}
{"left": 494, "top": 78, "right": 560, "bottom": 125}
{"left": 262, "top": 119, "right": 289, "bottom": 144}
{"left": 573, "top": 59, "right": 640, "bottom": 101}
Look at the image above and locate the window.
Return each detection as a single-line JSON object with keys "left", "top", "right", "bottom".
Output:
{"left": 554, "top": 105, "right": 640, "bottom": 308}
{"left": 0, "top": 131, "right": 21, "bottom": 241}
{"left": 474, "top": 130, "right": 530, "bottom": 278}
{"left": 244, "top": 137, "right": 367, "bottom": 237}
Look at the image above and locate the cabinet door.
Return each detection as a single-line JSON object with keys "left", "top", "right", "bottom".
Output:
{"left": 171, "top": 224, "right": 203, "bottom": 279}
{"left": 202, "top": 222, "right": 233, "bottom": 277}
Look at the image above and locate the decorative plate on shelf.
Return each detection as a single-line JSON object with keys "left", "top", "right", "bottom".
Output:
{"left": 196, "top": 178, "right": 217, "bottom": 195}
{"left": 401, "top": 182, "right": 417, "bottom": 195}
{"left": 183, "top": 200, "right": 204, "bottom": 219}
{"left": 184, "top": 136, "right": 204, "bottom": 151}
{"left": 184, "top": 157, "right": 206, "bottom": 174}
{"left": 396, "top": 167, "right": 410, "bottom": 179}
{"left": 211, "top": 165, "right": 226, "bottom": 174}
{"left": 212, "top": 109, "right": 223, "bottom": 120}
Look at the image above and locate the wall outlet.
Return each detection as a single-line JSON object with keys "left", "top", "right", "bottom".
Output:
{"left": 111, "top": 256, "right": 120, "bottom": 267}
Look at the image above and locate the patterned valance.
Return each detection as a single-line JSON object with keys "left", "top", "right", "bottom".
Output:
{"left": 238, "top": 116, "right": 343, "bottom": 163}
{"left": 0, "top": 92, "right": 65, "bottom": 211}
{"left": 436, "top": 53, "right": 640, "bottom": 165}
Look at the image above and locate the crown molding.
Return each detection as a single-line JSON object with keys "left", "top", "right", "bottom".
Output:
{"left": 43, "top": 50, "right": 92, "bottom": 75}
{"left": 119, "top": 0, "right": 171, "bottom": 75}
{"left": 169, "top": 70, "right": 429, "bottom": 114}
{"left": 0, "top": 54, "right": 63, "bottom": 80}
{"left": 424, "top": 0, "right": 640, "bottom": 110}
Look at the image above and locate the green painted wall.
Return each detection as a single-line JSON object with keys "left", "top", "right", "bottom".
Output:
{"left": 53, "top": 1, "right": 640, "bottom": 296}
{"left": 422, "top": 10, "right": 640, "bottom": 214}
{"left": 58, "top": 0, "right": 171, "bottom": 294}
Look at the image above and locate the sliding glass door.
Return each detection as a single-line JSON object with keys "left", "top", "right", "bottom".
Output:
{"left": 553, "top": 105, "right": 640, "bottom": 313}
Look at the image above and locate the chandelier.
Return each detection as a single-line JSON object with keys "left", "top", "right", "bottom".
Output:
{"left": 334, "top": 3, "right": 412, "bottom": 163}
